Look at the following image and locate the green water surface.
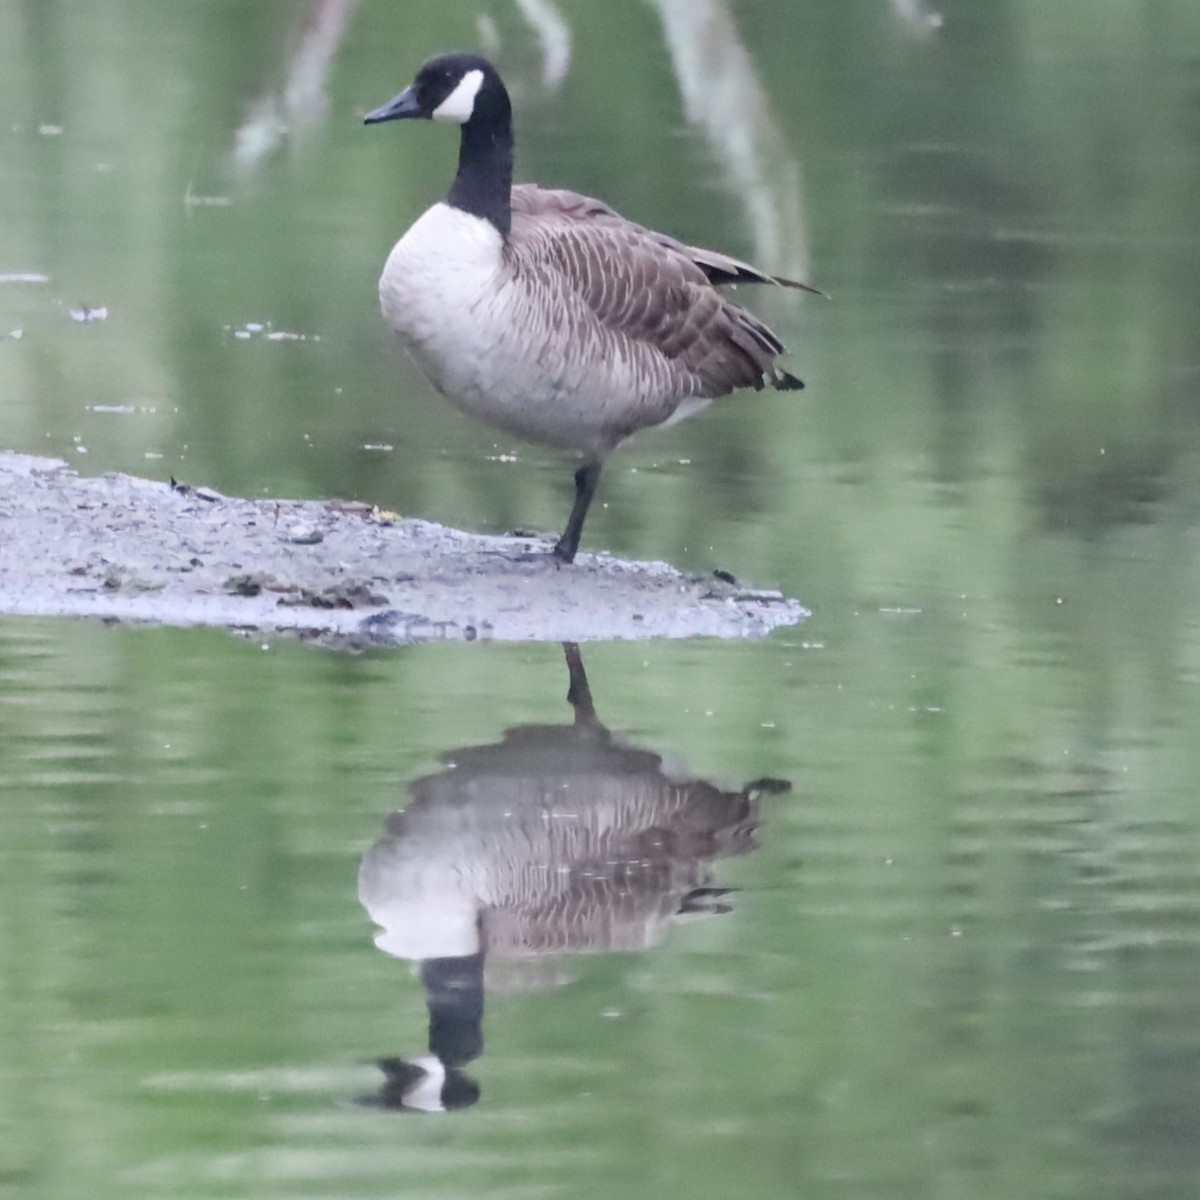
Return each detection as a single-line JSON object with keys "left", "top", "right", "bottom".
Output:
{"left": 3, "top": 2, "right": 1200, "bottom": 1197}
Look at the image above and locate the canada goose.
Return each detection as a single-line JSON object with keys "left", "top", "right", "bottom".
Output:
{"left": 359, "top": 642, "right": 786, "bottom": 964}
{"left": 365, "top": 53, "right": 813, "bottom": 563}
{"left": 356, "top": 643, "right": 789, "bottom": 1109}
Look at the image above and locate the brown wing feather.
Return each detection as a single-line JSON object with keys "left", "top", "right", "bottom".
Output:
{"left": 508, "top": 185, "right": 804, "bottom": 399}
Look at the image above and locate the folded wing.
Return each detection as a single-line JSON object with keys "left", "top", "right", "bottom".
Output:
{"left": 508, "top": 185, "right": 804, "bottom": 398}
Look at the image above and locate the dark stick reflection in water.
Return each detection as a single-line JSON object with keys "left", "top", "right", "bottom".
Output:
{"left": 355, "top": 643, "right": 789, "bottom": 1112}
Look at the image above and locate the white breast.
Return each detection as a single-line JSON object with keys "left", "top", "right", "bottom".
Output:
{"left": 378, "top": 203, "right": 656, "bottom": 454}
{"left": 379, "top": 203, "right": 506, "bottom": 393}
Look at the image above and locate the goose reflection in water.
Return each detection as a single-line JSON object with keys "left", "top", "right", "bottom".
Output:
{"left": 356, "top": 643, "right": 789, "bottom": 1112}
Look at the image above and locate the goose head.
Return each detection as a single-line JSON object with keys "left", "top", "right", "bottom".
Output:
{"left": 364, "top": 53, "right": 516, "bottom": 235}
{"left": 364, "top": 53, "right": 510, "bottom": 128}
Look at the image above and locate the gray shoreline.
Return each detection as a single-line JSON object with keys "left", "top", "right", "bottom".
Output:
{"left": 0, "top": 453, "right": 806, "bottom": 648}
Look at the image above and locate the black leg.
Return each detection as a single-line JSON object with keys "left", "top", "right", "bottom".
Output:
{"left": 552, "top": 460, "right": 603, "bottom": 563}
{"left": 562, "top": 642, "right": 597, "bottom": 723}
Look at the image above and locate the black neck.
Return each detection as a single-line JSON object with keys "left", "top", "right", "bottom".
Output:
{"left": 447, "top": 114, "right": 513, "bottom": 238}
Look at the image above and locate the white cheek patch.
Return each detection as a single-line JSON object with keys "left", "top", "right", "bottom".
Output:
{"left": 405, "top": 1056, "right": 448, "bottom": 1113}
{"left": 432, "top": 69, "right": 485, "bottom": 123}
